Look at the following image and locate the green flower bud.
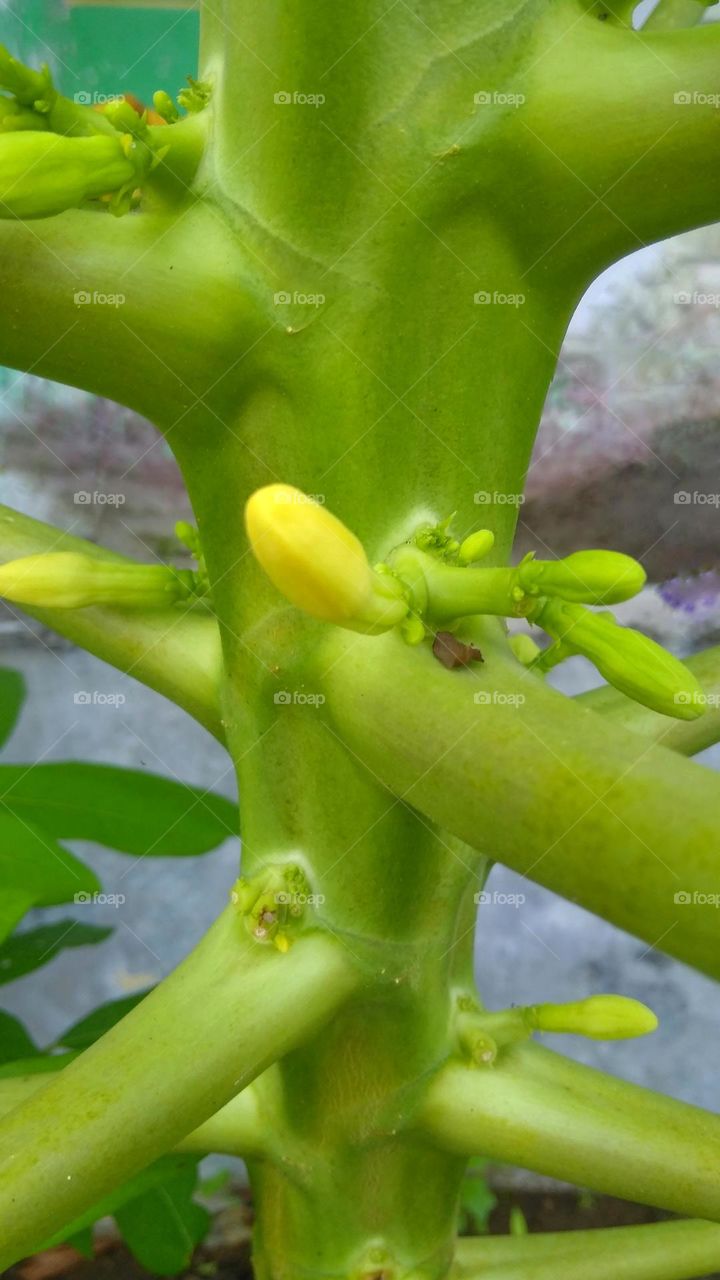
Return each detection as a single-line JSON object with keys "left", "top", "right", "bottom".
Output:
{"left": 535, "top": 598, "right": 706, "bottom": 721}
{"left": 518, "top": 550, "right": 646, "bottom": 605}
{"left": 0, "top": 553, "right": 194, "bottom": 609}
{"left": 508, "top": 633, "right": 542, "bottom": 666}
{"left": 153, "top": 91, "right": 179, "bottom": 125}
{"left": 0, "top": 131, "right": 138, "bottom": 219}
{"left": 458, "top": 529, "right": 495, "bottom": 565}
{"left": 530, "top": 995, "right": 658, "bottom": 1040}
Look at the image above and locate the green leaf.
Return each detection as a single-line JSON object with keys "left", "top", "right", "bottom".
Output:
{"left": 115, "top": 1162, "right": 210, "bottom": 1275}
{"left": 460, "top": 1157, "right": 497, "bottom": 1235}
{"left": 57, "top": 989, "right": 153, "bottom": 1051}
{"left": 66, "top": 1228, "right": 94, "bottom": 1258}
{"left": 0, "top": 669, "right": 24, "bottom": 748}
{"left": 0, "top": 812, "right": 100, "bottom": 941}
{"left": 0, "top": 921, "right": 111, "bottom": 985}
{"left": 0, "top": 763, "right": 237, "bottom": 855}
{"left": 32, "top": 1156, "right": 201, "bottom": 1254}
{"left": 0, "top": 1009, "right": 37, "bottom": 1065}
{"left": 0, "top": 1051, "right": 77, "bottom": 1078}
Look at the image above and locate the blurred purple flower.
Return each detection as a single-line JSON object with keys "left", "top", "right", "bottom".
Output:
{"left": 658, "top": 571, "right": 720, "bottom": 614}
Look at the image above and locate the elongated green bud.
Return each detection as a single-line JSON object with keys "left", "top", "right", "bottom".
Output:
{"left": 530, "top": 995, "right": 658, "bottom": 1040}
{"left": 0, "top": 131, "right": 138, "bottom": 219}
{"left": 509, "top": 633, "right": 542, "bottom": 666}
{"left": 153, "top": 90, "right": 179, "bottom": 125}
{"left": 245, "top": 484, "right": 409, "bottom": 633}
{"left": 535, "top": 598, "right": 705, "bottom": 720}
{"left": 0, "top": 553, "right": 194, "bottom": 609}
{"left": 518, "top": 550, "right": 646, "bottom": 605}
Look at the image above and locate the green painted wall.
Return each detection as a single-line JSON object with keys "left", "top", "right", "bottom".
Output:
{"left": 0, "top": 3, "right": 198, "bottom": 107}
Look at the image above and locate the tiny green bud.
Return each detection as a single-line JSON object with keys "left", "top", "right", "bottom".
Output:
{"left": 0, "top": 553, "right": 194, "bottom": 609}
{"left": 153, "top": 90, "right": 179, "bottom": 124}
{"left": 458, "top": 529, "right": 495, "bottom": 565}
{"left": 177, "top": 77, "right": 212, "bottom": 115}
{"left": 530, "top": 995, "right": 658, "bottom": 1040}
{"left": 518, "top": 550, "right": 646, "bottom": 605}
{"left": 0, "top": 131, "right": 138, "bottom": 219}
{"left": 508, "top": 633, "right": 542, "bottom": 666}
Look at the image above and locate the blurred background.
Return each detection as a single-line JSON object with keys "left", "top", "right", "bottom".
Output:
{"left": 0, "top": 0, "right": 718, "bottom": 1142}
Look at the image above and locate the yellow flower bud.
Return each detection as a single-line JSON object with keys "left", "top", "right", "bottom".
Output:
{"left": 245, "top": 485, "right": 408, "bottom": 632}
{"left": 531, "top": 995, "right": 658, "bottom": 1040}
{"left": 458, "top": 529, "right": 495, "bottom": 565}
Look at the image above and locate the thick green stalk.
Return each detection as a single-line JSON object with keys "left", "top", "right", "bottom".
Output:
{"left": 454, "top": 1221, "right": 720, "bottom": 1280}
{"left": 0, "top": 1075, "right": 264, "bottom": 1159}
{"left": 0, "top": 909, "right": 358, "bottom": 1267}
{"left": 419, "top": 1042, "right": 720, "bottom": 1221}
{"left": 0, "top": 505, "right": 224, "bottom": 738}
{"left": 321, "top": 620, "right": 720, "bottom": 978}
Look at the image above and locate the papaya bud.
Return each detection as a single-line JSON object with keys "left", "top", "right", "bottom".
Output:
{"left": 245, "top": 485, "right": 408, "bottom": 633}
{"left": 0, "top": 131, "right": 138, "bottom": 219}
{"left": 518, "top": 550, "right": 646, "bottom": 605}
{"left": 0, "top": 552, "right": 194, "bottom": 609}
{"left": 531, "top": 995, "right": 658, "bottom": 1041}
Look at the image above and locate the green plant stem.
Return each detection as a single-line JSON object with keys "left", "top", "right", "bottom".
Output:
{"left": 522, "top": 17, "right": 720, "bottom": 268}
{"left": 453, "top": 1220, "right": 720, "bottom": 1280}
{"left": 321, "top": 619, "right": 720, "bottom": 979}
{"left": 0, "top": 908, "right": 358, "bottom": 1267}
{"left": 0, "top": 1075, "right": 263, "bottom": 1159}
{"left": 0, "top": 504, "right": 224, "bottom": 738}
{"left": 0, "top": 201, "right": 263, "bottom": 425}
{"left": 419, "top": 1043, "right": 720, "bottom": 1221}
{"left": 578, "top": 645, "right": 720, "bottom": 756}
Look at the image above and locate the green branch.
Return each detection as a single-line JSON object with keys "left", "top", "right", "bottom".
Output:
{"left": 0, "top": 505, "right": 224, "bottom": 739}
{"left": 321, "top": 620, "right": 720, "bottom": 978}
{"left": 523, "top": 17, "right": 720, "bottom": 271}
{"left": 419, "top": 1042, "right": 720, "bottom": 1221}
{"left": 0, "top": 1074, "right": 264, "bottom": 1159}
{"left": 578, "top": 645, "right": 720, "bottom": 757}
{"left": 0, "top": 908, "right": 359, "bottom": 1268}
{"left": 454, "top": 1220, "right": 720, "bottom": 1280}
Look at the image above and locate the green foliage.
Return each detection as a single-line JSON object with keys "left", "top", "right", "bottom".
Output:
{"left": 459, "top": 1159, "right": 497, "bottom": 1236}
{"left": 0, "top": 921, "right": 111, "bottom": 986}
